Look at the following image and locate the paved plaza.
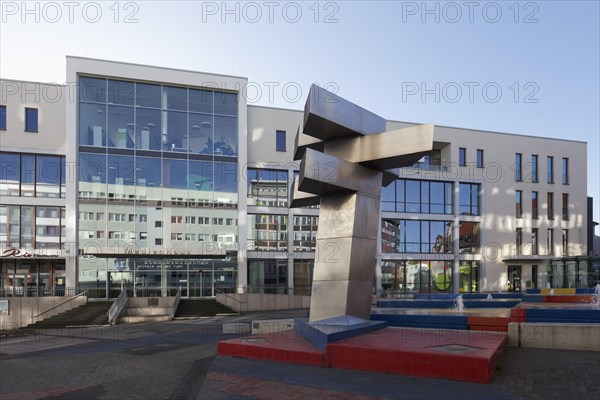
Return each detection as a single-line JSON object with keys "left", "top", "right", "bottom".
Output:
{"left": 1, "top": 310, "right": 599, "bottom": 400}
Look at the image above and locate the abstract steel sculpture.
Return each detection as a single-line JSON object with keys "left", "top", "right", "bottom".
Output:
{"left": 291, "top": 85, "right": 434, "bottom": 322}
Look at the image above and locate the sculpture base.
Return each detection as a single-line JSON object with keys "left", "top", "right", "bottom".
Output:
{"left": 217, "top": 326, "right": 507, "bottom": 383}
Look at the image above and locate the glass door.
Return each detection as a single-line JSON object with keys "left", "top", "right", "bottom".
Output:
{"left": 508, "top": 265, "right": 522, "bottom": 292}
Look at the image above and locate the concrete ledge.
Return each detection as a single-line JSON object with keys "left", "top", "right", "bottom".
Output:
{"left": 508, "top": 322, "right": 600, "bottom": 351}
{"left": 216, "top": 293, "right": 311, "bottom": 313}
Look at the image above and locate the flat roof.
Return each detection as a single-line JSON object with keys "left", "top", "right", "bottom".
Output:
{"left": 66, "top": 55, "right": 249, "bottom": 81}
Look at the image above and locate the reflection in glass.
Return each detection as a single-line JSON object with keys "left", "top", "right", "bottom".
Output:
{"left": 215, "top": 162, "right": 237, "bottom": 193}
{"left": 214, "top": 116, "right": 237, "bottom": 156}
{"left": 79, "top": 153, "right": 106, "bottom": 183}
{"left": 79, "top": 76, "right": 107, "bottom": 103}
{"left": 163, "top": 159, "right": 187, "bottom": 189}
{"left": 189, "top": 113, "right": 213, "bottom": 154}
{"left": 162, "top": 86, "right": 187, "bottom": 111}
{"left": 136, "top": 157, "right": 161, "bottom": 187}
{"left": 190, "top": 89, "right": 213, "bottom": 114}
{"left": 0, "top": 152, "right": 20, "bottom": 196}
{"left": 136, "top": 108, "right": 161, "bottom": 150}
{"left": 21, "top": 155, "right": 35, "bottom": 197}
{"left": 108, "top": 105, "right": 134, "bottom": 148}
{"left": 36, "top": 155, "right": 61, "bottom": 198}
{"left": 108, "top": 80, "right": 135, "bottom": 105}
{"left": 108, "top": 155, "right": 135, "bottom": 186}
{"left": 136, "top": 83, "right": 161, "bottom": 108}
{"left": 162, "top": 111, "right": 187, "bottom": 152}
{"left": 79, "top": 102, "right": 107, "bottom": 146}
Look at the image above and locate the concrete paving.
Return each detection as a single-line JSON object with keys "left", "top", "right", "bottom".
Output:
{"left": 1, "top": 309, "right": 598, "bottom": 400}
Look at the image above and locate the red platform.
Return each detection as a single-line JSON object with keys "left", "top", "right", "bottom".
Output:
{"left": 218, "top": 327, "right": 507, "bottom": 384}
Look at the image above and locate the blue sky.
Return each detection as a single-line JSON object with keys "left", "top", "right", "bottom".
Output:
{"left": 1, "top": 1, "right": 599, "bottom": 229}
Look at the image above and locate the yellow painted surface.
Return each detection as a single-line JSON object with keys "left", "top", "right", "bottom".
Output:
{"left": 540, "top": 288, "right": 576, "bottom": 295}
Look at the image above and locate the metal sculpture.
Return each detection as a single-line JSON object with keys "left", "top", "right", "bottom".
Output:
{"left": 291, "top": 85, "right": 434, "bottom": 322}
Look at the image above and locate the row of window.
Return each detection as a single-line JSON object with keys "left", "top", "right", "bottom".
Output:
{"left": 516, "top": 228, "right": 569, "bottom": 256}
{"left": 79, "top": 230, "right": 226, "bottom": 243}
{"left": 515, "top": 153, "right": 569, "bottom": 184}
{"left": 79, "top": 77, "right": 238, "bottom": 155}
{"left": 0, "top": 152, "right": 66, "bottom": 198}
{"left": 516, "top": 191, "right": 569, "bottom": 220}
{"left": 0, "top": 205, "right": 66, "bottom": 250}
{"left": 0, "top": 105, "right": 37, "bottom": 132}
{"left": 458, "top": 147, "right": 484, "bottom": 168}
{"left": 79, "top": 211, "right": 237, "bottom": 226}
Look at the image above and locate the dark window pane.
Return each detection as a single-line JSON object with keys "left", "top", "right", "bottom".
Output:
{"left": 162, "top": 111, "right": 187, "bottom": 152}
{"left": 136, "top": 83, "right": 161, "bottom": 108}
{"left": 214, "top": 116, "right": 237, "bottom": 156}
{"left": 0, "top": 105, "right": 6, "bottom": 130}
{"left": 382, "top": 182, "right": 395, "bottom": 203}
{"left": 214, "top": 92, "right": 238, "bottom": 116}
{"left": 136, "top": 157, "right": 162, "bottom": 187}
{"left": 189, "top": 113, "right": 213, "bottom": 154}
{"left": 0, "top": 152, "right": 20, "bottom": 196}
{"left": 459, "top": 148, "right": 466, "bottom": 166}
{"left": 79, "top": 76, "right": 106, "bottom": 103}
{"left": 162, "top": 86, "right": 187, "bottom": 111}
{"left": 79, "top": 102, "right": 106, "bottom": 146}
{"left": 108, "top": 80, "right": 135, "bottom": 105}
{"left": 189, "top": 89, "right": 213, "bottom": 113}
{"left": 276, "top": 130, "right": 286, "bottom": 152}
{"left": 108, "top": 155, "right": 135, "bottom": 186}
{"left": 25, "top": 108, "right": 38, "bottom": 132}
{"left": 136, "top": 107, "right": 161, "bottom": 150}
{"left": 214, "top": 162, "right": 237, "bottom": 193}
{"left": 476, "top": 149, "right": 483, "bottom": 168}
{"left": 163, "top": 159, "right": 187, "bottom": 189}
{"left": 189, "top": 160, "right": 213, "bottom": 191}
{"left": 79, "top": 153, "right": 106, "bottom": 183}
{"left": 515, "top": 153, "right": 522, "bottom": 181}
{"left": 107, "top": 105, "right": 134, "bottom": 148}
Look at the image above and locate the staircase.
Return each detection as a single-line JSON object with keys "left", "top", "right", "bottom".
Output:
{"left": 174, "top": 299, "right": 237, "bottom": 318}
{"left": 118, "top": 306, "right": 172, "bottom": 324}
{"left": 25, "top": 301, "right": 113, "bottom": 329}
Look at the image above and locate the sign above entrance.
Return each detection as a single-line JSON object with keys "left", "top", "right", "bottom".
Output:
{"left": 114, "top": 258, "right": 127, "bottom": 272}
{"left": 78, "top": 244, "right": 226, "bottom": 258}
{"left": 1, "top": 248, "right": 64, "bottom": 259}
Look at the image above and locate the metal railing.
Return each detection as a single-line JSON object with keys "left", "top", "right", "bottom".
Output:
{"left": 214, "top": 287, "right": 246, "bottom": 311}
{"left": 107, "top": 290, "right": 128, "bottom": 325}
{"left": 170, "top": 286, "right": 182, "bottom": 319}
{"left": 33, "top": 290, "right": 89, "bottom": 320}
{"left": 0, "top": 287, "right": 85, "bottom": 298}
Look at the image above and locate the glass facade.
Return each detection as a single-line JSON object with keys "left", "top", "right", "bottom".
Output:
{"left": 247, "top": 168, "right": 288, "bottom": 207}
{"left": 381, "top": 260, "right": 453, "bottom": 294}
{"left": 77, "top": 76, "right": 239, "bottom": 296}
{"left": 459, "top": 183, "right": 480, "bottom": 215}
{"left": 381, "top": 179, "right": 453, "bottom": 214}
{"left": 547, "top": 257, "right": 600, "bottom": 289}
{"left": 247, "top": 214, "right": 288, "bottom": 251}
{"left": 0, "top": 205, "right": 65, "bottom": 250}
{"left": 381, "top": 219, "right": 452, "bottom": 254}
{"left": 458, "top": 222, "right": 480, "bottom": 254}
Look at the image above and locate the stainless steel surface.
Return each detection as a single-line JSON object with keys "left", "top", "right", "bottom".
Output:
{"left": 290, "top": 85, "right": 434, "bottom": 322}
{"left": 303, "top": 84, "right": 387, "bottom": 140}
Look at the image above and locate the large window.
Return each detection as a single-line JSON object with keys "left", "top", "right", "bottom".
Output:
{"left": 459, "top": 261, "right": 479, "bottom": 293}
{"left": 276, "top": 130, "right": 286, "bottom": 152}
{"left": 516, "top": 190, "right": 522, "bottom": 218}
{"left": 381, "top": 179, "right": 452, "bottom": 214}
{"left": 459, "top": 221, "right": 480, "bottom": 254}
{"left": 0, "top": 205, "right": 65, "bottom": 250}
{"left": 293, "top": 216, "right": 318, "bottom": 251}
{"left": 247, "top": 168, "right": 288, "bottom": 207}
{"left": 0, "top": 105, "right": 6, "bottom": 130}
{"left": 562, "top": 158, "right": 569, "bottom": 185}
{"left": 25, "top": 108, "right": 38, "bottom": 132}
{"left": 547, "top": 156, "right": 554, "bottom": 183}
{"left": 381, "top": 219, "right": 452, "bottom": 254}
{"left": 515, "top": 153, "right": 522, "bottom": 181}
{"left": 0, "top": 152, "right": 66, "bottom": 198}
{"left": 532, "top": 191, "right": 538, "bottom": 219}
{"left": 547, "top": 192, "right": 554, "bottom": 220}
{"left": 382, "top": 260, "right": 453, "bottom": 294}
{"left": 78, "top": 76, "right": 238, "bottom": 156}
{"left": 247, "top": 214, "right": 288, "bottom": 251}
{"left": 459, "top": 183, "right": 480, "bottom": 215}
{"left": 248, "top": 260, "right": 288, "bottom": 294}
{"left": 562, "top": 193, "right": 569, "bottom": 220}
{"left": 459, "top": 147, "right": 466, "bottom": 166}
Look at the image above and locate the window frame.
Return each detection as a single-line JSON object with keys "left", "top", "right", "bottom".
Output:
{"left": 0, "top": 105, "right": 6, "bottom": 130}
{"left": 459, "top": 147, "right": 466, "bottom": 166}
{"left": 275, "top": 130, "right": 286, "bottom": 152}
{"left": 25, "top": 108, "right": 39, "bottom": 133}
{"left": 476, "top": 149, "right": 484, "bottom": 168}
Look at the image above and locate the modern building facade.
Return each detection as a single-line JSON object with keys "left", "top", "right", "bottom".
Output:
{"left": 1, "top": 57, "right": 597, "bottom": 298}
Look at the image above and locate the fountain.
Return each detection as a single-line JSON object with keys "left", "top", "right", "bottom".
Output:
{"left": 487, "top": 293, "right": 493, "bottom": 300}
{"left": 452, "top": 294, "right": 465, "bottom": 312}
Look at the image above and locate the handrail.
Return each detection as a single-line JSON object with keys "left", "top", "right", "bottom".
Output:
{"left": 170, "top": 286, "right": 182, "bottom": 319}
{"left": 214, "top": 287, "right": 247, "bottom": 312}
{"left": 34, "top": 290, "right": 89, "bottom": 318}
{"left": 107, "top": 290, "right": 128, "bottom": 325}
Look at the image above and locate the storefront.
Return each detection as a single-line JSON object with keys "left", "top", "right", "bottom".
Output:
{"left": 0, "top": 248, "right": 66, "bottom": 296}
